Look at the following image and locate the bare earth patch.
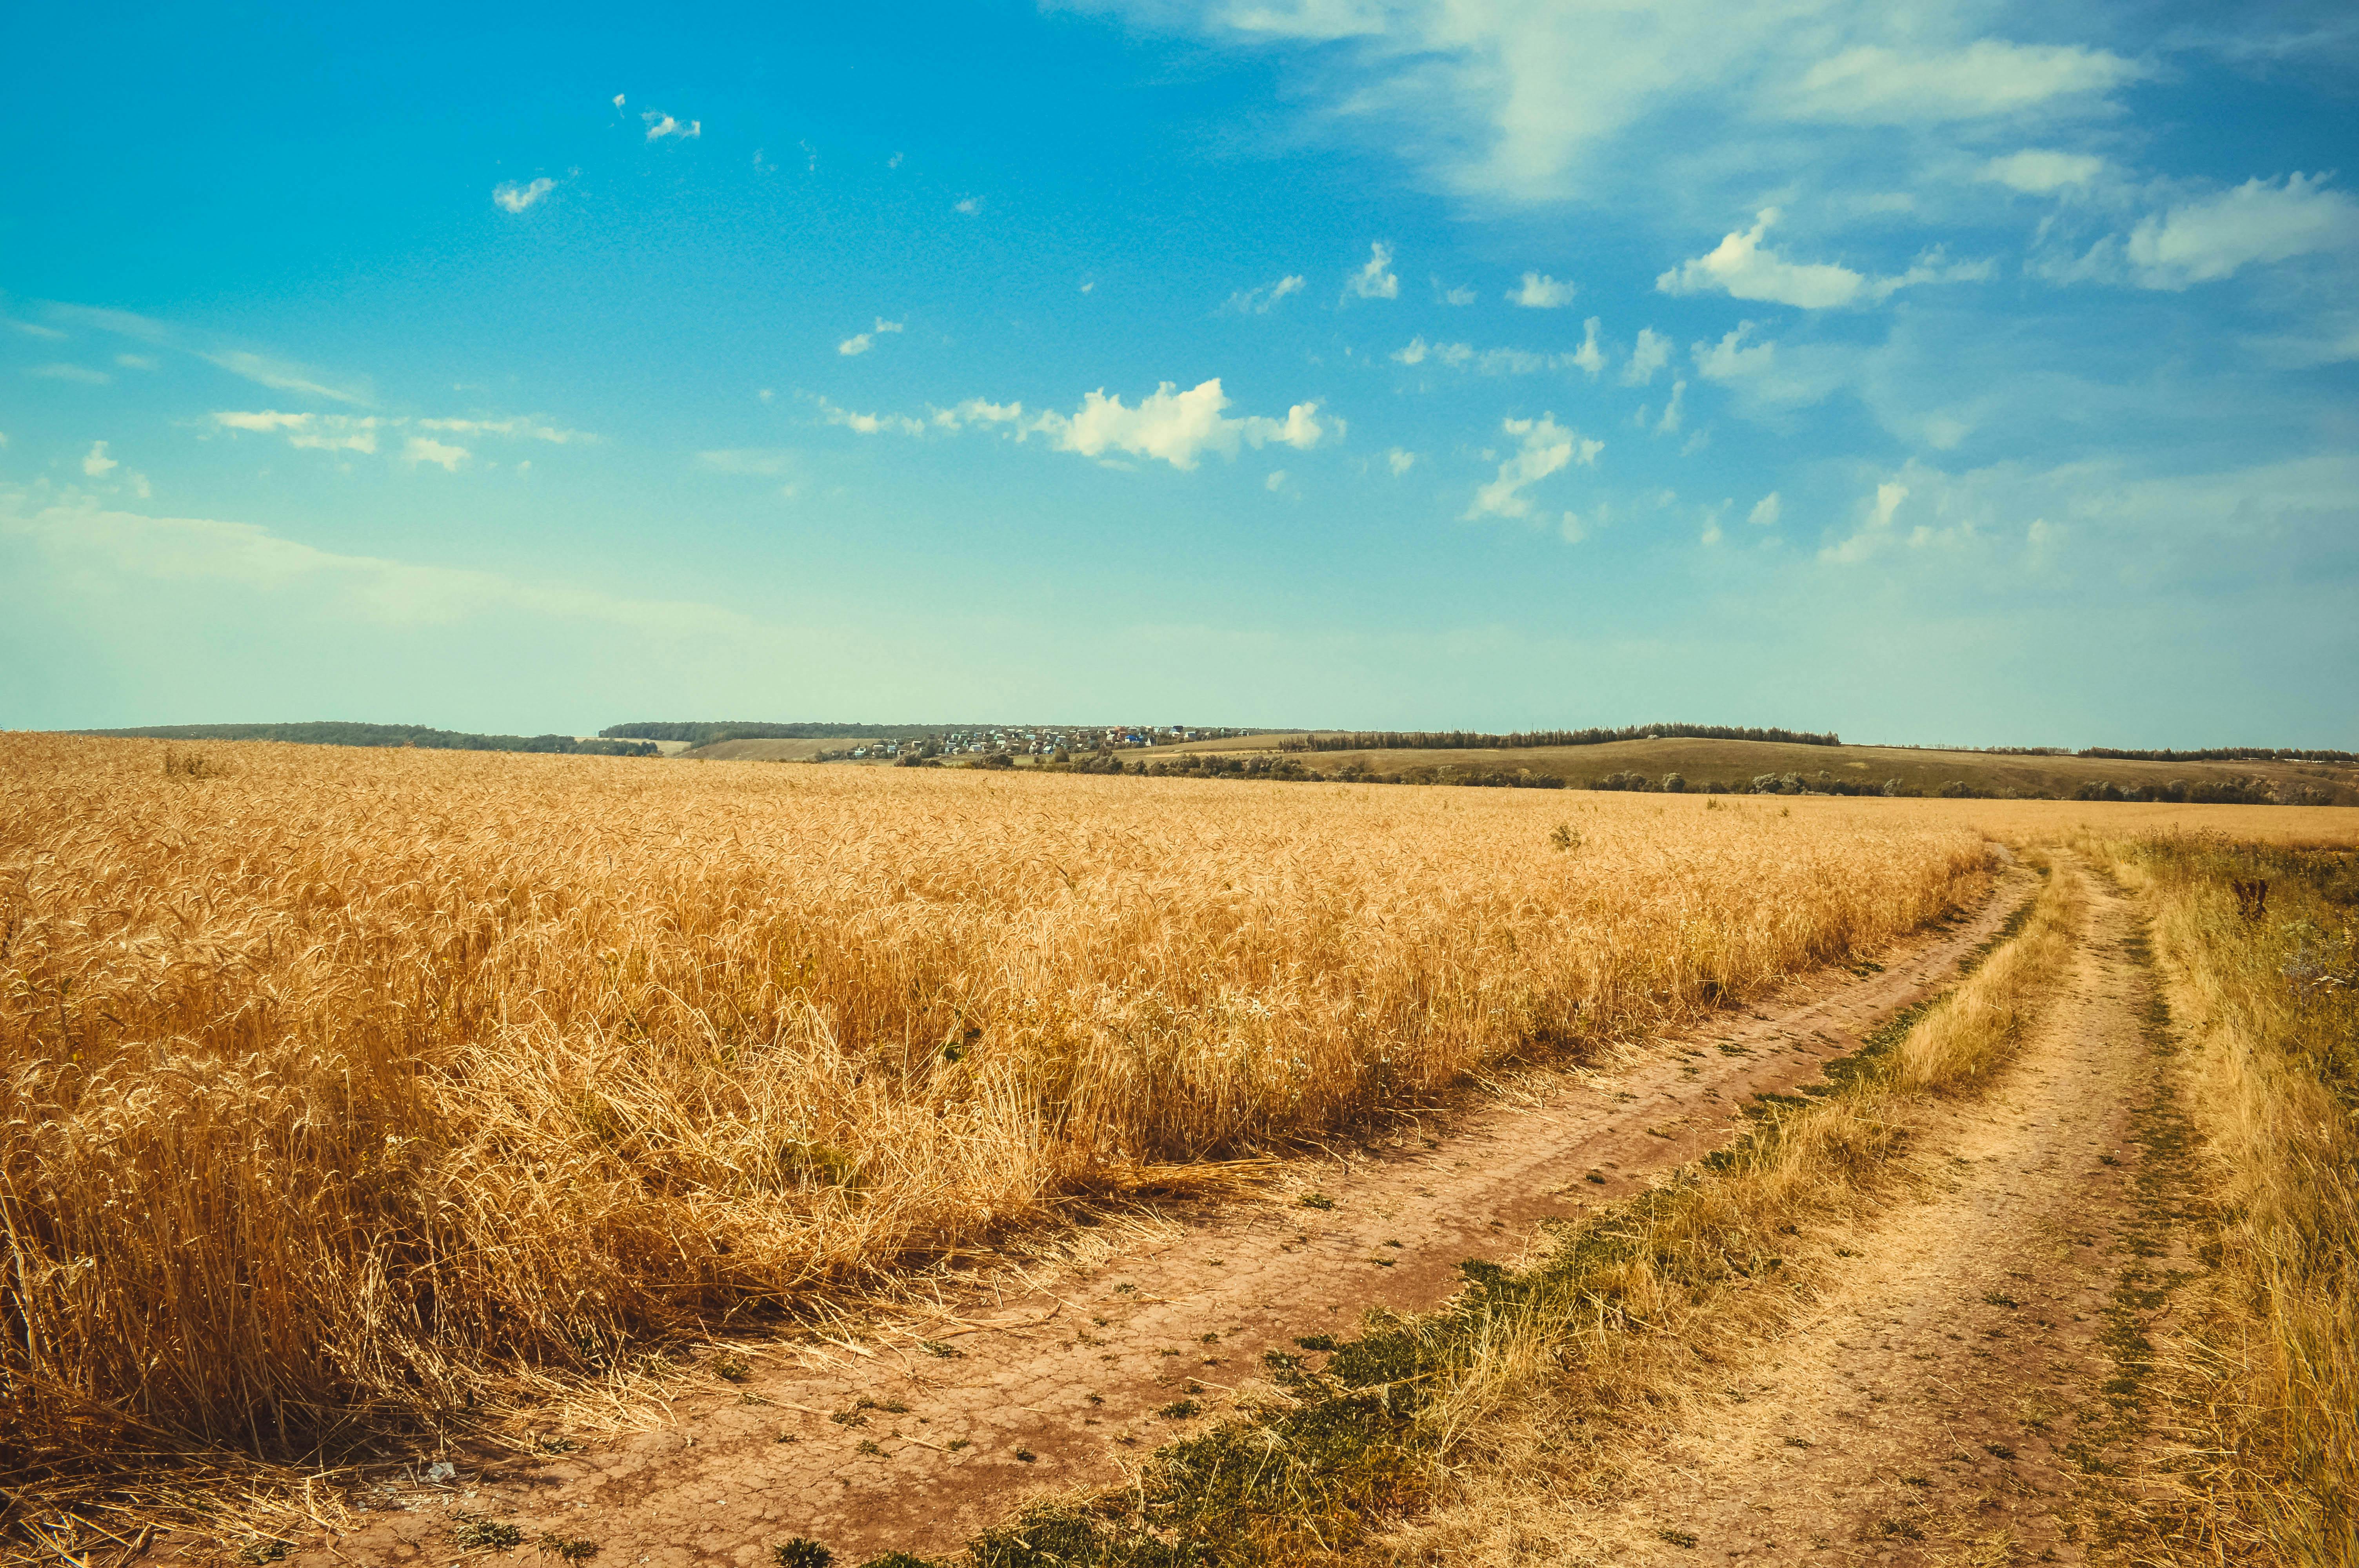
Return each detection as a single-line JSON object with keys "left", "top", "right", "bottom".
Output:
{"left": 1405, "top": 858, "right": 2190, "bottom": 1566}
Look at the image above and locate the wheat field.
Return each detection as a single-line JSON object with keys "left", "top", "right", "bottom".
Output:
{"left": 3, "top": 733, "right": 2004, "bottom": 1470}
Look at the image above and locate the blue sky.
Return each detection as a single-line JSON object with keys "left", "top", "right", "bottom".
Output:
{"left": 4, "top": 0, "right": 2354, "bottom": 746}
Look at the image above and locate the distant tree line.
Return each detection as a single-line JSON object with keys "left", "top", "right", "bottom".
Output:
{"left": 2075, "top": 746, "right": 2357, "bottom": 764}
{"left": 1281, "top": 723, "right": 1841, "bottom": 753}
{"left": 81, "top": 722, "right": 656, "bottom": 757}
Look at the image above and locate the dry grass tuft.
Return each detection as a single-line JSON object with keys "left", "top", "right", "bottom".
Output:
{"left": 2091, "top": 835, "right": 2358, "bottom": 1565}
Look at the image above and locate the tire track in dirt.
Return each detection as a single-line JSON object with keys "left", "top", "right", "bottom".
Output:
{"left": 306, "top": 866, "right": 2032, "bottom": 1568}
{"left": 1441, "top": 855, "right": 2188, "bottom": 1565}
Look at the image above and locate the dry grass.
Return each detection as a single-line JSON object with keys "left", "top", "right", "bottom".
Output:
{"left": 0, "top": 734, "right": 1997, "bottom": 1493}
{"left": 2090, "top": 836, "right": 2359, "bottom": 1566}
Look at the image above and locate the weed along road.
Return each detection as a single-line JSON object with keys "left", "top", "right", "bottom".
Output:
{"left": 303, "top": 860, "right": 2057, "bottom": 1565}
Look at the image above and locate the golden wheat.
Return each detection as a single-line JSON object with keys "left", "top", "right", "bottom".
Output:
{"left": 2, "top": 734, "right": 2005, "bottom": 1468}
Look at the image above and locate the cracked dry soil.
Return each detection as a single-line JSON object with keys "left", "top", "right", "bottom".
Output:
{"left": 1485, "top": 857, "right": 2196, "bottom": 1565}
{"left": 302, "top": 865, "right": 2035, "bottom": 1568}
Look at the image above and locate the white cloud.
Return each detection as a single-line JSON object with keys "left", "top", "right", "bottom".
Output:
{"left": 1466, "top": 414, "right": 1601, "bottom": 520}
{"left": 1656, "top": 379, "right": 1686, "bottom": 436}
{"left": 1266, "top": 469, "right": 1288, "bottom": 490}
{"left": 1569, "top": 317, "right": 1604, "bottom": 377}
{"left": 839, "top": 319, "right": 903, "bottom": 356}
{"left": 210, "top": 410, "right": 382, "bottom": 454}
{"left": 1821, "top": 479, "right": 1911, "bottom": 562}
{"left": 1227, "top": 274, "right": 1307, "bottom": 313}
{"left": 953, "top": 195, "right": 983, "bottom": 215}
{"left": 1034, "top": 379, "right": 1330, "bottom": 470}
{"left": 493, "top": 178, "right": 556, "bottom": 214}
{"left": 82, "top": 441, "right": 118, "bottom": 478}
{"left": 1623, "top": 327, "right": 1670, "bottom": 385}
{"left": 612, "top": 93, "right": 625, "bottom": 109}
{"left": 1388, "top": 448, "right": 1416, "bottom": 475}
{"left": 1748, "top": 491, "right": 1781, "bottom": 528}
{"left": 931, "top": 397, "right": 1026, "bottom": 428}
{"left": 1510, "top": 271, "right": 1577, "bottom": 307}
{"left": 816, "top": 399, "right": 927, "bottom": 437}
{"left": 1657, "top": 209, "right": 1872, "bottom": 308}
{"left": 1693, "top": 323, "right": 1775, "bottom": 383}
{"left": 1438, "top": 282, "right": 1477, "bottom": 305}
{"left": 201, "top": 349, "right": 368, "bottom": 403}
{"left": 2, "top": 487, "right": 750, "bottom": 636}
{"left": 1981, "top": 149, "right": 2106, "bottom": 193}
{"left": 115, "top": 353, "right": 158, "bottom": 370}
{"left": 2126, "top": 173, "right": 2359, "bottom": 289}
{"left": 1345, "top": 242, "right": 1398, "bottom": 299}
{"left": 403, "top": 436, "right": 469, "bottom": 471}
{"left": 1393, "top": 336, "right": 1572, "bottom": 374}
{"left": 1787, "top": 42, "right": 2138, "bottom": 124}
{"left": 11, "top": 321, "right": 67, "bottom": 340}
{"left": 414, "top": 416, "right": 590, "bottom": 443}
{"left": 30, "top": 363, "right": 110, "bottom": 384}
{"left": 642, "top": 111, "right": 701, "bottom": 142}
{"left": 1657, "top": 208, "right": 1986, "bottom": 309}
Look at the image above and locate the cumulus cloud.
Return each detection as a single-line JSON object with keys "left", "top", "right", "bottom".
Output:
{"left": 1346, "top": 241, "right": 1399, "bottom": 299}
{"left": 1622, "top": 327, "right": 1670, "bottom": 385}
{"left": 1569, "top": 317, "right": 1604, "bottom": 376}
{"left": 1035, "top": 379, "right": 1329, "bottom": 469}
{"left": 493, "top": 178, "right": 555, "bottom": 213}
{"left": 1509, "top": 271, "right": 1577, "bottom": 307}
{"left": 1655, "top": 379, "right": 1686, "bottom": 436}
{"left": 837, "top": 318, "right": 905, "bottom": 356}
{"left": 1692, "top": 322, "right": 1777, "bottom": 382}
{"left": 1658, "top": 209, "right": 1985, "bottom": 308}
{"left": 1438, "top": 282, "right": 1477, "bottom": 305}
{"left": 953, "top": 195, "right": 983, "bottom": 215}
{"left": 2126, "top": 173, "right": 2359, "bottom": 288}
{"left": 1265, "top": 469, "right": 1288, "bottom": 490}
{"left": 403, "top": 437, "right": 468, "bottom": 471}
{"left": 1748, "top": 491, "right": 1782, "bottom": 528}
{"left": 1466, "top": 414, "right": 1601, "bottom": 520}
{"left": 1388, "top": 448, "right": 1416, "bottom": 475}
{"left": 642, "top": 111, "right": 700, "bottom": 141}
{"left": 1227, "top": 274, "right": 1307, "bottom": 313}
{"left": 1981, "top": 149, "right": 2106, "bottom": 193}
{"left": 1658, "top": 209, "right": 1873, "bottom": 308}
{"left": 1787, "top": 42, "right": 2138, "bottom": 123}
{"left": 82, "top": 441, "right": 118, "bottom": 477}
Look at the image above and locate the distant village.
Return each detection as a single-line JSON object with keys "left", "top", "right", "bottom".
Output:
{"left": 823, "top": 726, "right": 1260, "bottom": 762}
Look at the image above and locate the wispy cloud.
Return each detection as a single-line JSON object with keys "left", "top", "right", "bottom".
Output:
{"left": 209, "top": 410, "right": 583, "bottom": 457}
{"left": 402, "top": 436, "right": 468, "bottom": 471}
{"left": 493, "top": 177, "right": 556, "bottom": 213}
{"left": 1785, "top": 42, "right": 2138, "bottom": 124}
{"left": 837, "top": 318, "right": 906, "bottom": 356}
{"left": 812, "top": 379, "right": 1333, "bottom": 472}
{"left": 1345, "top": 241, "right": 1398, "bottom": 300}
{"left": 953, "top": 195, "right": 983, "bottom": 215}
{"left": 1225, "top": 274, "right": 1306, "bottom": 313}
{"left": 1467, "top": 414, "right": 1601, "bottom": 521}
{"left": 29, "top": 363, "right": 110, "bottom": 384}
{"left": 1980, "top": 149, "right": 2107, "bottom": 193}
{"left": 10, "top": 321, "right": 67, "bottom": 340}
{"left": 2124, "top": 172, "right": 2359, "bottom": 288}
{"left": 1391, "top": 337, "right": 1575, "bottom": 374}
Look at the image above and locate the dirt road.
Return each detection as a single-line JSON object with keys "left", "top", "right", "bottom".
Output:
{"left": 303, "top": 868, "right": 2036, "bottom": 1568}
{"left": 1398, "top": 855, "right": 2195, "bottom": 1565}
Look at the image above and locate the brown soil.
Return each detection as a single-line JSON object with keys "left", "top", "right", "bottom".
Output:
{"left": 294, "top": 867, "right": 2035, "bottom": 1568}
{"left": 1408, "top": 856, "right": 2187, "bottom": 1565}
